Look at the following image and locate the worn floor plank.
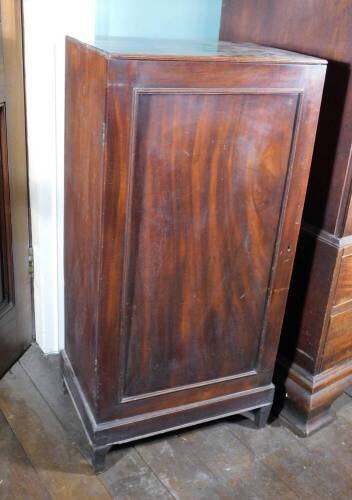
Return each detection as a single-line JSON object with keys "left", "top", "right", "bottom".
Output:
{"left": 2, "top": 344, "right": 352, "bottom": 500}
{"left": 179, "top": 422, "right": 298, "bottom": 499}
{"left": 101, "top": 446, "right": 174, "bottom": 500}
{"left": 136, "top": 434, "right": 234, "bottom": 500}
{"left": 0, "top": 363, "right": 110, "bottom": 500}
{"left": 299, "top": 417, "right": 352, "bottom": 479}
{"left": 227, "top": 416, "right": 352, "bottom": 500}
{"left": 333, "top": 392, "right": 352, "bottom": 425}
{"left": 19, "top": 345, "right": 91, "bottom": 460}
{"left": 345, "top": 385, "right": 352, "bottom": 397}
{"left": 19, "top": 345, "right": 172, "bottom": 500}
{"left": 0, "top": 410, "right": 52, "bottom": 500}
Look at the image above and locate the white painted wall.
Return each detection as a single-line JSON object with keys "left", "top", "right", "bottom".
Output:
{"left": 23, "top": 0, "right": 96, "bottom": 353}
{"left": 23, "top": 1, "right": 221, "bottom": 353}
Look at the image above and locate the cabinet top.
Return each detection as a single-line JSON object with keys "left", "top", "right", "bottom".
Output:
{"left": 76, "top": 37, "right": 326, "bottom": 65}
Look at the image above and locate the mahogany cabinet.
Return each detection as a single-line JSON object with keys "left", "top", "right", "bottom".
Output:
{"left": 221, "top": 0, "right": 352, "bottom": 436}
{"left": 62, "top": 36, "right": 326, "bottom": 471}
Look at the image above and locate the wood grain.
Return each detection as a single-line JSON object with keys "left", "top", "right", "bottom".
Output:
{"left": 334, "top": 392, "right": 352, "bottom": 425}
{"left": 221, "top": 0, "right": 352, "bottom": 235}
{"left": 280, "top": 228, "right": 340, "bottom": 373}
{"left": 123, "top": 91, "right": 297, "bottom": 397}
{"left": 0, "top": 0, "right": 32, "bottom": 377}
{"left": 64, "top": 36, "right": 326, "bottom": 467}
{"left": 178, "top": 423, "right": 298, "bottom": 499}
{"left": 220, "top": 0, "right": 352, "bottom": 436}
{"left": 228, "top": 417, "right": 352, "bottom": 500}
{"left": 301, "top": 416, "right": 352, "bottom": 482}
{"left": 64, "top": 39, "right": 108, "bottom": 412}
{"left": 101, "top": 447, "right": 173, "bottom": 500}
{"left": 136, "top": 435, "right": 234, "bottom": 500}
{"left": 323, "top": 309, "right": 352, "bottom": 369}
{"left": 20, "top": 346, "right": 91, "bottom": 460}
{"left": 333, "top": 254, "right": 352, "bottom": 307}
{"left": 2, "top": 345, "right": 352, "bottom": 498}
{"left": 20, "top": 345, "right": 170, "bottom": 500}
{"left": 92, "top": 36, "right": 325, "bottom": 64}
{"left": 0, "top": 364, "right": 111, "bottom": 500}
{"left": 0, "top": 410, "right": 51, "bottom": 500}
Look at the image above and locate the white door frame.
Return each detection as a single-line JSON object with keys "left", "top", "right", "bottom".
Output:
{"left": 22, "top": 0, "right": 96, "bottom": 353}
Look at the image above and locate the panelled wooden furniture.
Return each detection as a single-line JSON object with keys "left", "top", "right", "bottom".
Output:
{"left": 62, "top": 36, "right": 326, "bottom": 471}
{"left": 221, "top": 0, "right": 352, "bottom": 436}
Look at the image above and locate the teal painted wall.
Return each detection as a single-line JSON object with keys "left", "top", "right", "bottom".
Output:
{"left": 95, "top": 0, "right": 222, "bottom": 40}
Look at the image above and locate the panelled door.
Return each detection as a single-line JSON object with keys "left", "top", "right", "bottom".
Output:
{"left": 0, "top": 0, "right": 33, "bottom": 378}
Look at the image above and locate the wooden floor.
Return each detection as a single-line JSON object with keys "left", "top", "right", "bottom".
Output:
{"left": 1, "top": 344, "right": 352, "bottom": 500}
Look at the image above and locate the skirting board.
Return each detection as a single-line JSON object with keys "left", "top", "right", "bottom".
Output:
{"left": 61, "top": 349, "right": 275, "bottom": 449}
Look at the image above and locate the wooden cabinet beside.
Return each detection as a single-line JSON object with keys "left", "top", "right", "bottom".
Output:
{"left": 62, "top": 36, "right": 326, "bottom": 471}
{"left": 220, "top": 0, "right": 352, "bottom": 436}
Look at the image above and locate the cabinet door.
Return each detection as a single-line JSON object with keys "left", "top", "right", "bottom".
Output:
{"left": 124, "top": 90, "right": 296, "bottom": 396}
{"left": 99, "top": 60, "right": 324, "bottom": 419}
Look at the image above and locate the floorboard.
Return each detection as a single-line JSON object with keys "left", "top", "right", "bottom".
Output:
{"left": 136, "top": 434, "right": 234, "bottom": 499}
{"left": 101, "top": 446, "right": 174, "bottom": 500}
{"left": 1, "top": 343, "right": 352, "bottom": 500}
{"left": 0, "top": 410, "right": 52, "bottom": 500}
{"left": 334, "top": 392, "right": 352, "bottom": 425}
{"left": 20, "top": 345, "right": 169, "bottom": 500}
{"left": 19, "top": 346, "right": 91, "bottom": 460}
{"left": 0, "top": 362, "right": 110, "bottom": 500}
{"left": 177, "top": 422, "right": 298, "bottom": 499}
{"left": 227, "top": 415, "right": 352, "bottom": 500}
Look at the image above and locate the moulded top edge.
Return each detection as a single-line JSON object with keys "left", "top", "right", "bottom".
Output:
{"left": 67, "top": 36, "right": 327, "bottom": 65}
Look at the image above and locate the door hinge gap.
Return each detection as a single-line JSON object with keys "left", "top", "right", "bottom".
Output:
{"left": 28, "top": 247, "right": 34, "bottom": 279}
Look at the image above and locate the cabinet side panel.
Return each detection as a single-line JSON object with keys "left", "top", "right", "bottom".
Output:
{"left": 64, "top": 38, "right": 107, "bottom": 410}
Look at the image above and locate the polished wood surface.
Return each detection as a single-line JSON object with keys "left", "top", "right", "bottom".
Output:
{"left": 94, "top": 36, "right": 324, "bottom": 63}
{"left": 333, "top": 254, "right": 352, "bottom": 307}
{"left": 220, "top": 0, "right": 352, "bottom": 436}
{"left": 280, "top": 228, "right": 340, "bottom": 374}
{"left": 323, "top": 309, "right": 352, "bottom": 370}
{"left": 221, "top": 0, "right": 352, "bottom": 236}
{"left": 64, "top": 36, "right": 325, "bottom": 470}
{"left": 64, "top": 37, "right": 108, "bottom": 409}
{"left": 124, "top": 92, "right": 296, "bottom": 397}
{"left": 0, "top": 0, "right": 32, "bottom": 377}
